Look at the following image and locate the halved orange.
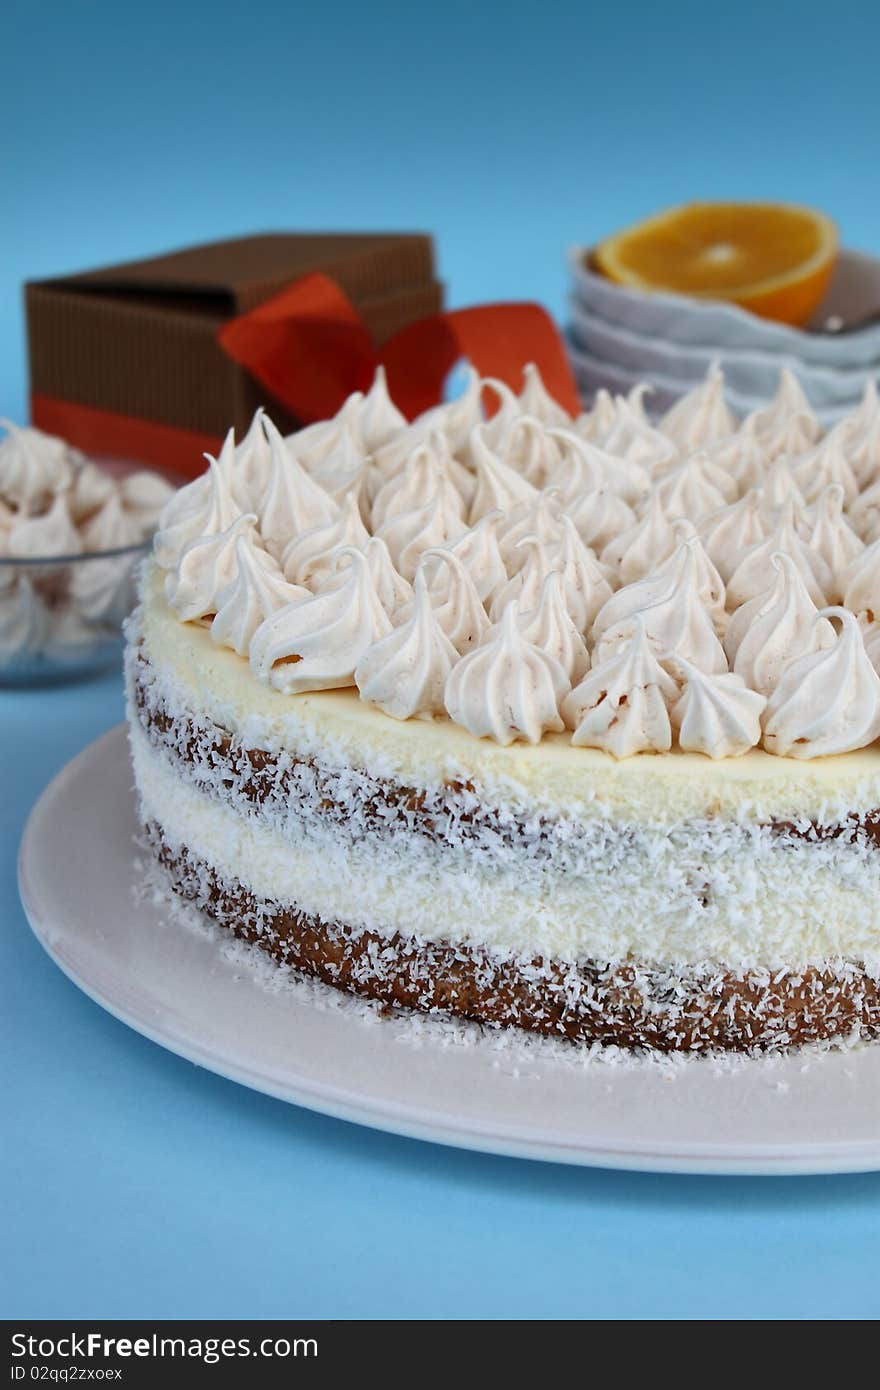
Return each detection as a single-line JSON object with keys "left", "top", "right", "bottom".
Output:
{"left": 594, "top": 202, "right": 838, "bottom": 327}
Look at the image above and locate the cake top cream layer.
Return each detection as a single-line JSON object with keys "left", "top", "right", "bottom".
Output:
{"left": 139, "top": 564, "right": 880, "bottom": 825}
{"left": 150, "top": 363, "right": 880, "bottom": 761}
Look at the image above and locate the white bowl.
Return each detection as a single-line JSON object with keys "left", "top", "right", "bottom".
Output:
{"left": 566, "top": 339, "right": 853, "bottom": 426}
{"left": 570, "top": 246, "right": 880, "bottom": 369}
{"left": 568, "top": 302, "right": 878, "bottom": 412}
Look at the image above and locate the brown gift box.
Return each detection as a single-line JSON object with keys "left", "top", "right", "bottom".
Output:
{"left": 26, "top": 232, "right": 442, "bottom": 475}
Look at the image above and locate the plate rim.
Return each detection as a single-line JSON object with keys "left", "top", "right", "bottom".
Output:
{"left": 18, "top": 725, "right": 880, "bottom": 1177}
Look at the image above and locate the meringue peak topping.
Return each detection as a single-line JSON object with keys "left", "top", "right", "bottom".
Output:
{"left": 211, "top": 534, "right": 307, "bottom": 656}
{"left": 468, "top": 424, "right": 539, "bottom": 523}
{"left": 762, "top": 607, "right": 880, "bottom": 758}
{"left": 250, "top": 546, "right": 392, "bottom": 694}
{"left": 516, "top": 570, "right": 591, "bottom": 684}
{"left": 660, "top": 364, "right": 736, "bottom": 452}
{"left": 259, "top": 416, "right": 339, "bottom": 556}
{"left": 671, "top": 658, "right": 765, "bottom": 759}
{"left": 151, "top": 364, "right": 880, "bottom": 756}
{"left": 444, "top": 601, "right": 568, "bottom": 746}
{"left": 727, "top": 551, "right": 835, "bottom": 694}
{"left": 355, "top": 567, "right": 458, "bottom": 720}
{"left": 359, "top": 366, "right": 408, "bottom": 450}
{"left": 563, "top": 619, "right": 676, "bottom": 758}
{"left": 517, "top": 362, "right": 572, "bottom": 426}
{"left": 165, "top": 512, "right": 258, "bottom": 623}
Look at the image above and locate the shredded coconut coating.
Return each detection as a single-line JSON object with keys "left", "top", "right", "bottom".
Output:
{"left": 142, "top": 826, "right": 880, "bottom": 1054}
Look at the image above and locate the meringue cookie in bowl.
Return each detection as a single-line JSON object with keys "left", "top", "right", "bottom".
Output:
{"left": 7, "top": 493, "right": 82, "bottom": 560}
{"left": 0, "top": 420, "right": 79, "bottom": 511}
{"left": 45, "top": 604, "right": 103, "bottom": 664}
{"left": 69, "top": 460, "right": 118, "bottom": 524}
{"left": 117, "top": 468, "right": 176, "bottom": 524}
{"left": 0, "top": 575, "right": 51, "bottom": 664}
{"left": 0, "top": 418, "right": 183, "bottom": 682}
{"left": 80, "top": 493, "right": 145, "bottom": 553}
{"left": 68, "top": 553, "right": 137, "bottom": 627}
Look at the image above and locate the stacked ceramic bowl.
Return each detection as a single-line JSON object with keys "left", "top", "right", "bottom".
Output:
{"left": 567, "top": 247, "right": 880, "bottom": 426}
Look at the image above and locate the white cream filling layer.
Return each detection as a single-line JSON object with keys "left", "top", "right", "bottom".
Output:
{"left": 135, "top": 565, "right": 880, "bottom": 825}
{"left": 132, "top": 723, "right": 880, "bottom": 969}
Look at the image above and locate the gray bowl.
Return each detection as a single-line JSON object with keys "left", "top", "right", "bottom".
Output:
{"left": 568, "top": 303, "right": 877, "bottom": 416}
{"left": 570, "top": 246, "right": 880, "bottom": 369}
{"left": 565, "top": 338, "right": 855, "bottom": 425}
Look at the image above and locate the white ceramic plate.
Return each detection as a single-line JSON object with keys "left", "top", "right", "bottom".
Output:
{"left": 18, "top": 726, "right": 880, "bottom": 1175}
{"left": 568, "top": 302, "right": 878, "bottom": 410}
{"left": 570, "top": 247, "right": 880, "bottom": 367}
{"left": 566, "top": 339, "right": 852, "bottom": 424}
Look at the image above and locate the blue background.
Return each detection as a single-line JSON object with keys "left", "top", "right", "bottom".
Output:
{"left": 4, "top": 0, "right": 880, "bottom": 1320}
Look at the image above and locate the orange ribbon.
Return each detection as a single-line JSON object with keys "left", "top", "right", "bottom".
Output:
{"left": 217, "top": 272, "right": 580, "bottom": 423}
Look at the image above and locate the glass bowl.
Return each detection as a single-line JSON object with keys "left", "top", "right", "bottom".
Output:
{"left": 0, "top": 540, "right": 150, "bottom": 686}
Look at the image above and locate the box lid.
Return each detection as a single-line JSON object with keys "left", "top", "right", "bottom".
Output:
{"left": 30, "top": 232, "right": 436, "bottom": 315}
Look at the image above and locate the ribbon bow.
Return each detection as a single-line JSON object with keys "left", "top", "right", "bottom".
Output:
{"left": 218, "top": 272, "right": 580, "bottom": 423}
